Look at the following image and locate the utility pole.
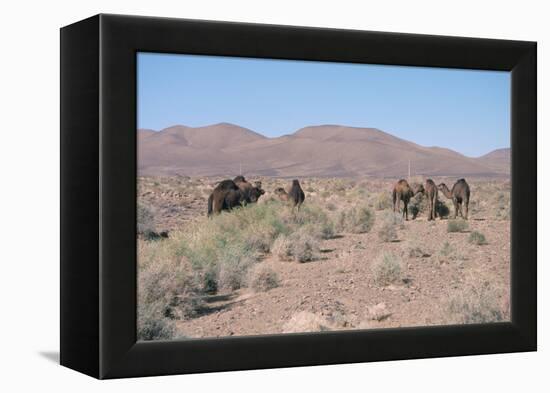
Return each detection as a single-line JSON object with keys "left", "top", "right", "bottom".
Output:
{"left": 239, "top": 162, "right": 242, "bottom": 175}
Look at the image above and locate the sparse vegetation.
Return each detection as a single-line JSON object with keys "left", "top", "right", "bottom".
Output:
{"left": 436, "top": 200, "right": 450, "bottom": 218}
{"left": 138, "top": 302, "right": 178, "bottom": 341}
{"left": 493, "top": 191, "right": 510, "bottom": 220}
{"left": 373, "top": 252, "right": 402, "bottom": 285}
{"left": 409, "top": 193, "right": 427, "bottom": 219}
{"left": 445, "top": 283, "right": 507, "bottom": 324}
{"left": 337, "top": 205, "right": 375, "bottom": 233}
{"left": 374, "top": 192, "right": 392, "bottom": 210}
{"left": 137, "top": 202, "right": 157, "bottom": 237}
{"left": 289, "top": 228, "right": 320, "bottom": 262}
{"left": 447, "top": 219, "right": 469, "bottom": 233}
{"left": 469, "top": 231, "right": 488, "bottom": 245}
{"left": 439, "top": 241, "right": 454, "bottom": 257}
{"left": 377, "top": 211, "right": 403, "bottom": 242}
{"left": 248, "top": 264, "right": 280, "bottom": 292}
{"left": 137, "top": 176, "right": 511, "bottom": 339}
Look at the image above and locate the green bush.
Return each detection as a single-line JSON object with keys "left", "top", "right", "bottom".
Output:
{"left": 447, "top": 219, "right": 469, "bottom": 233}
{"left": 468, "top": 231, "right": 488, "bottom": 245}
{"left": 436, "top": 200, "right": 450, "bottom": 218}
{"left": 408, "top": 193, "right": 427, "bottom": 219}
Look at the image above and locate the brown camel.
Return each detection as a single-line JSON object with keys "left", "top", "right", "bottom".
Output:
{"left": 392, "top": 179, "right": 423, "bottom": 220}
{"left": 424, "top": 179, "right": 439, "bottom": 221}
{"left": 287, "top": 179, "right": 305, "bottom": 210}
{"left": 438, "top": 179, "right": 471, "bottom": 219}
{"left": 207, "top": 177, "right": 265, "bottom": 216}
{"left": 273, "top": 187, "right": 290, "bottom": 202}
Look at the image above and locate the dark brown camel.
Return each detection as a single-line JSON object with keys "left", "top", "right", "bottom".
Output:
{"left": 392, "top": 179, "right": 423, "bottom": 220}
{"left": 424, "top": 179, "right": 439, "bottom": 221}
{"left": 287, "top": 179, "right": 305, "bottom": 210}
{"left": 207, "top": 177, "right": 265, "bottom": 216}
{"left": 438, "top": 179, "right": 471, "bottom": 219}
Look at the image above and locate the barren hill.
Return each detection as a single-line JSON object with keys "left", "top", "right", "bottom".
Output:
{"left": 477, "top": 148, "right": 511, "bottom": 175}
{"left": 138, "top": 123, "right": 510, "bottom": 178}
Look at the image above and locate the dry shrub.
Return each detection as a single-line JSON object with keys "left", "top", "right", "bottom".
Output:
{"left": 408, "top": 193, "right": 427, "bottom": 219}
{"left": 408, "top": 242, "right": 430, "bottom": 258}
{"left": 291, "top": 228, "right": 320, "bottom": 262}
{"left": 377, "top": 211, "right": 403, "bottom": 242}
{"left": 282, "top": 311, "right": 332, "bottom": 333}
{"left": 137, "top": 302, "right": 178, "bottom": 341}
{"left": 290, "top": 204, "right": 335, "bottom": 240}
{"left": 137, "top": 202, "right": 159, "bottom": 239}
{"left": 445, "top": 283, "right": 508, "bottom": 324}
{"left": 447, "top": 219, "right": 468, "bottom": 233}
{"left": 248, "top": 264, "right": 280, "bottom": 292}
{"left": 373, "top": 252, "right": 402, "bottom": 285}
{"left": 272, "top": 229, "right": 320, "bottom": 263}
{"left": 469, "top": 231, "right": 488, "bottom": 245}
{"left": 439, "top": 241, "right": 454, "bottom": 257}
{"left": 137, "top": 248, "right": 203, "bottom": 340}
{"left": 374, "top": 192, "right": 392, "bottom": 210}
{"left": 217, "top": 246, "right": 257, "bottom": 291}
{"left": 272, "top": 235, "right": 294, "bottom": 261}
{"left": 493, "top": 191, "right": 510, "bottom": 220}
{"left": 337, "top": 205, "right": 375, "bottom": 233}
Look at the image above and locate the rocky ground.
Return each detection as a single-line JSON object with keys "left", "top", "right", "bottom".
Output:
{"left": 137, "top": 176, "right": 510, "bottom": 339}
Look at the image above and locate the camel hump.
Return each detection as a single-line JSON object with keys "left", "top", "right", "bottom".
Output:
{"left": 216, "top": 179, "right": 239, "bottom": 191}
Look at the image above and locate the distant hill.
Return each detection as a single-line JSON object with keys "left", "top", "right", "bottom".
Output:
{"left": 137, "top": 123, "right": 510, "bottom": 178}
{"left": 476, "top": 148, "right": 511, "bottom": 174}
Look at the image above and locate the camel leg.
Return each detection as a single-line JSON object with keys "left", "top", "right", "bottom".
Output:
{"left": 404, "top": 201, "right": 408, "bottom": 221}
{"left": 464, "top": 201, "right": 469, "bottom": 220}
{"left": 453, "top": 199, "right": 458, "bottom": 219}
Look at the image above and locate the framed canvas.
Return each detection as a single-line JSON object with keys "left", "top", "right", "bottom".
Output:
{"left": 60, "top": 14, "right": 536, "bottom": 379}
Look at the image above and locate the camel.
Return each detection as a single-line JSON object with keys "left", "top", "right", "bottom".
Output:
{"left": 424, "top": 179, "right": 439, "bottom": 221}
{"left": 207, "top": 177, "right": 265, "bottom": 216}
{"left": 438, "top": 179, "right": 471, "bottom": 219}
{"left": 273, "top": 187, "right": 290, "bottom": 202}
{"left": 288, "top": 179, "right": 305, "bottom": 210}
{"left": 392, "top": 179, "right": 423, "bottom": 220}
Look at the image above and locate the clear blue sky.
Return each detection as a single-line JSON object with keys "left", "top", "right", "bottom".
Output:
{"left": 137, "top": 52, "right": 510, "bottom": 157}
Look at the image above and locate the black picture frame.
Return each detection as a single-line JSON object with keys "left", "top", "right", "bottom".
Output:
{"left": 60, "top": 14, "right": 536, "bottom": 379}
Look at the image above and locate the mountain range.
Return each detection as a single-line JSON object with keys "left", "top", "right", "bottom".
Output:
{"left": 137, "top": 123, "right": 510, "bottom": 178}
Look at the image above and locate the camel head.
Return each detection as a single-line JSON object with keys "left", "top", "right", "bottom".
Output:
{"left": 437, "top": 183, "right": 453, "bottom": 198}
{"left": 411, "top": 183, "right": 425, "bottom": 195}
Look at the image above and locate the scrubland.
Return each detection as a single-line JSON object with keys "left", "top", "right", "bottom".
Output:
{"left": 137, "top": 176, "right": 510, "bottom": 340}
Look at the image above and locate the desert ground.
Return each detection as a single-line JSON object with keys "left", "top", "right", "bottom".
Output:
{"left": 137, "top": 175, "right": 510, "bottom": 340}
